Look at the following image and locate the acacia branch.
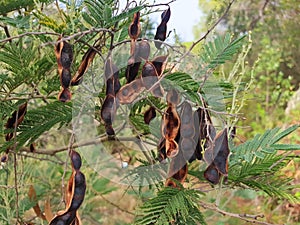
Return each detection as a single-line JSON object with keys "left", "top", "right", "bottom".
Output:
{"left": 200, "top": 201, "right": 280, "bottom": 225}
{"left": 0, "top": 31, "right": 60, "bottom": 44}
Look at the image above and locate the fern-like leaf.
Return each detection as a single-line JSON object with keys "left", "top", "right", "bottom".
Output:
{"left": 200, "top": 33, "right": 246, "bottom": 70}
{"left": 135, "top": 186, "right": 206, "bottom": 225}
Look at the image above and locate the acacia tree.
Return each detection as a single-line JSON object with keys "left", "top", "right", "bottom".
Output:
{"left": 0, "top": 0, "right": 299, "bottom": 225}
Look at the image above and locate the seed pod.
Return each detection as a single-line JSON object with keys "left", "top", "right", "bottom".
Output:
{"left": 154, "top": 8, "right": 171, "bottom": 49}
{"left": 101, "top": 94, "right": 118, "bottom": 126}
{"left": 58, "top": 88, "right": 72, "bottom": 103}
{"left": 157, "top": 137, "right": 167, "bottom": 162}
{"left": 161, "top": 89, "right": 181, "bottom": 158}
{"left": 5, "top": 102, "right": 27, "bottom": 142}
{"left": 55, "top": 36, "right": 73, "bottom": 102}
{"left": 49, "top": 150, "right": 86, "bottom": 225}
{"left": 125, "top": 41, "right": 151, "bottom": 84}
{"left": 104, "top": 58, "right": 121, "bottom": 96}
{"left": 141, "top": 61, "right": 164, "bottom": 98}
{"left": 151, "top": 55, "right": 168, "bottom": 76}
{"left": 128, "top": 12, "right": 141, "bottom": 40}
{"left": 116, "top": 78, "right": 145, "bottom": 104}
{"left": 204, "top": 163, "right": 220, "bottom": 185}
{"left": 165, "top": 151, "right": 187, "bottom": 188}
{"left": 71, "top": 46, "right": 98, "bottom": 86}
{"left": 212, "top": 129, "right": 229, "bottom": 175}
{"left": 144, "top": 106, "right": 156, "bottom": 125}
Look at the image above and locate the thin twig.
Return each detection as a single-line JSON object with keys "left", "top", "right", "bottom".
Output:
{"left": 0, "top": 31, "right": 60, "bottom": 44}
{"left": 200, "top": 201, "right": 282, "bottom": 225}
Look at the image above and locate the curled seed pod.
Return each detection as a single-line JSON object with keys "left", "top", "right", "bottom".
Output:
{"left": 144, "top": 106, "right": 156, "bottom": 125}
{"left": 116, "top": 78, "right": 145, "bottom": 104}
{"left": 71, "top": 46, "right": 98, "bottom": 86}
{"left": 204, "top": 163, "right": 220, "bottom": 185}
{"left": 128, "top": 12, "right": 141, "bottom": 40}
{"left": 151, "top": 55, "right": 168, "bottom": 76}
{"left": 1, "top": 154, "right": 8, "bottom": 163}
{"left": 161, "top": 90, "right": 181, "bottom": 159}
{"left": 5, "top": 102, "right": 27, "bottom": 141}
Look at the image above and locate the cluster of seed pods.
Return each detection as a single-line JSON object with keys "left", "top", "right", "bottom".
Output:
{"left": 159, "top": 98, "right": 230, "bottom": 187}
{"left": 49, "top": 150, "right": 86, "bottom": 225}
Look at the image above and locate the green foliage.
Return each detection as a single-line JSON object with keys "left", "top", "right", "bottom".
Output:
{"left": 135, "top": 186, "right": 206, "bottom": 225}
{"left": 200, "top": 33, "right": 246, "bottom": 70}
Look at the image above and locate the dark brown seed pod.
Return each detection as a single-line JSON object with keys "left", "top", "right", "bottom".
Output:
{"left": 116, "top": 78, "right": 145, "bottom": 104}
{"left": 204, "top": 163, "right": 220, "bottom": 185}
{"left": 55, "top": 36, "right": 73, "bottom": 102}
{"left": 71, "top": 46, "right": 98, "bottom": 86}
{"left": 212, "top": 129, "right": 229, "bottom": 175}
{"left": 101, "top": 94, "right": 118, "bottom": 126}
{"left": 154, "top": 23, "right": 167, "bottom": 49}
{"left": 61, "top": 68, "right": 72, "bottom": 88}
{"left": 157, "top": 138, "right": 167, "bottom": 162}
{"left": 154, "top": 7, "right": 171, "bottom": 49}
{"left": 136, "top": 40, "right": 150, "bottom": 60}
{"left": 161, "top": 7, "right": 171, "bottom": 23}
{"left": 70, "top": 150, "right": 82, "bottom": 171}
{"left": 125, "top": 61, "right": 141, "bottom": 84}
{"left": 151, "top": 55, "right": 168, "bottom": 76}
{"left": 165, "top": 151, "right": 187, "bottom": 188}
{"left": 144, "top": 106, "right": 156, "bottom": 125}
{"left": 128, "top": 12, "right": 141, "bottom": 40}
{"left": 58, "top": 88, "right": 72, "bottom": 103}
{"left": 166, "top": 89, "right": 180, "bottom": 106}
{"left": 141, "top": 61, "right": 164, "bottom": 97}
{"left": 5, "top": 102, "right": 27, "bottom": 131}
{"left": 60, "top": 41, "right": 73, "bottom": 69}
{"left": 49, "top": 150, "right": 86, "bottom": 225}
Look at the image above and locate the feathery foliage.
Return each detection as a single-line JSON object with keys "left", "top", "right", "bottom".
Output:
{"left": 135, "top": 186, "right": 206, "bottom": 225}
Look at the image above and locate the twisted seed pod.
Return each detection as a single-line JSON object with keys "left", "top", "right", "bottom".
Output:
{"left": 55, "top": 36, "right": 73, "bottom": 102}
{"left": 154, "top": 7, "right": 171, "bottom": 49}
{"left": 144, "top": 106, "right": 156, "bottom": 125}
{"left": 116, "top": 78, "right": 145, "bottom": 104}
{"left": 71, "top": 46, "right": 98, "bottom": 86}
{"left": 49, "top": 150, "right": 86, "bottom": 225}
{"left": 161, "top": 89, "right": 181, "bottom": 158}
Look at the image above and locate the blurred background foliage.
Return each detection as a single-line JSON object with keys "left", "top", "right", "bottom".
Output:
{"left": 0, "top": 0, "right": 300, "bottom": 224}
